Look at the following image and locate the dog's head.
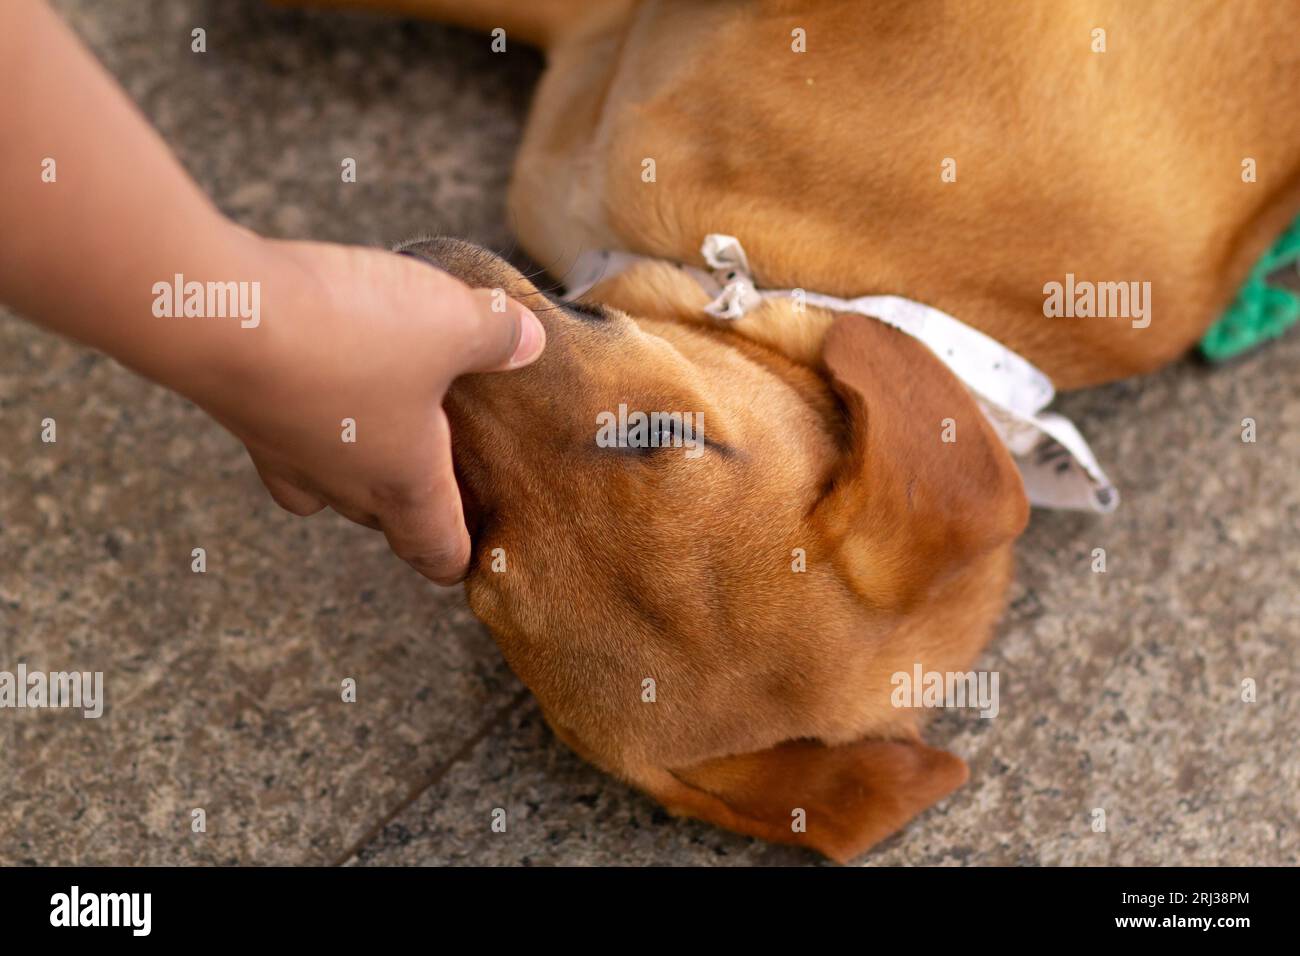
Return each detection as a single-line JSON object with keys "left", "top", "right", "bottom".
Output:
{"left": 400, "top": 237, "right": 1029, "bottom": 861}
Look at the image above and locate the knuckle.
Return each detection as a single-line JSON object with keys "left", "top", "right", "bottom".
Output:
{"left": 369, "top": 481, "right": 416, "bottom": 510}
{"left": 270, "top": 490, "right": 323, "bottom": 516}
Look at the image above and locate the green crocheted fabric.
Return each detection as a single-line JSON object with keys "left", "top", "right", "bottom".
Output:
{"left": 1201, "top": 214, "right": 1300, "bottom": 361}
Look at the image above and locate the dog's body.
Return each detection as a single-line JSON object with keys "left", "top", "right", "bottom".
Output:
{"left": 290, "top": 0, "right": 1300, "bottom": 858}
{"left": 364, "top": 0, "right": 1300, "bottom": 388}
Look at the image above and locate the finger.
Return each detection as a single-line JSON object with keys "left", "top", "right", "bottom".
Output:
{"left": 377, "top": 461, "right": 472, "bottom": 586}
{"left": 325, "top": 500, "right": 383, "bottom": 531}
{"left": 250, "top": 454, "right": 327, "bottom": 517}
{"left": 449, "top": 287, "right": 546, "bottom": 375}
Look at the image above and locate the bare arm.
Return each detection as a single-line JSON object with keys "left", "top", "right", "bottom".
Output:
{"left": 0, "top": 0, "right": 545, "bottom": 583}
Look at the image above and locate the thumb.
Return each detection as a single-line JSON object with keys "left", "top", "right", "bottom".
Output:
{"left": 450, "top": 288, "right": 547, "bottom": 374}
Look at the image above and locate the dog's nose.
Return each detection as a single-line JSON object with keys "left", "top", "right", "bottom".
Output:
{"left": 395, "top": 235, "right": 609, "bottom": 336}
{"left": 396, "top": 238, "right": 550, "bottom": 548}
{"left": 394, "top": 236, "right": 534, "bottom": 301}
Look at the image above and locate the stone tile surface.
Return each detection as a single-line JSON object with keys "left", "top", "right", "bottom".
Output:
{"left": 1, "top": 0, "right": 539, "bottom": 866}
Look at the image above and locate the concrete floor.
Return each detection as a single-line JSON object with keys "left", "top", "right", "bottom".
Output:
{"left": 1, "top": 0, "right": 1296, "bottom": 866}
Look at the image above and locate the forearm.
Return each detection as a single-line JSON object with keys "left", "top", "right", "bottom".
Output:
{"left": 0, "top": 0, "right": 281, "bottom": 397}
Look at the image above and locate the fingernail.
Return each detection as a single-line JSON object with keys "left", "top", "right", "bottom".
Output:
{"left": 507, "top": 308, "right": 546, "bottom": 369}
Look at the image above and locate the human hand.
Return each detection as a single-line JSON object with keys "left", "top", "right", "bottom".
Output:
{"left": 185, "top": 234, "right": 545, "bottom": 585}
{"left": 0, "top": 1, "right": 547, "bottom": 585}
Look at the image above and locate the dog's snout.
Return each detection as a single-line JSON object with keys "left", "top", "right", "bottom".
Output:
{"left": 394, "top": 236, "right": 527, "bottom": 292}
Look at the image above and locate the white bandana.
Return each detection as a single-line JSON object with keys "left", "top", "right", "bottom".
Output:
{"left": 564, "top": 234, "right": 1118, "bottom": 514}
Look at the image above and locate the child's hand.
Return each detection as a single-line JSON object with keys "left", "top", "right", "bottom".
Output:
{"left": 2, "top": 0, "right": 547, "bottom": 585}
{"left": 187, "top": 236, "right": 545, "bottom": 586}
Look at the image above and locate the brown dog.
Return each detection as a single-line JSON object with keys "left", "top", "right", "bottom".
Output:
{"left": 285, "top": 0, "right": 1300, "bottom": 859}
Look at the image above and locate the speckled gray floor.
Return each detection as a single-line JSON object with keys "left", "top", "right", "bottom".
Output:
{"left": 1, "top": 0, "right": 1296, "bottom": 867}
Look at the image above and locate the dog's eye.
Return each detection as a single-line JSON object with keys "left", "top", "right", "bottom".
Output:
{"left": 643, "top": 418, "right": 680, "bottom": 450}
{"left": 639, "top": 415, "right": 696, "bottom": 455}
{"left": 598, "top": 410, "right": 718, "bottom": 459}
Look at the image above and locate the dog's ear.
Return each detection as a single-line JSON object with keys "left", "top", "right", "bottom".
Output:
{"left": 814, "top": 314, "right": 1029, "bottom": 610}
{"left": 648, "top": 736, "right": 968, "bottom": 862}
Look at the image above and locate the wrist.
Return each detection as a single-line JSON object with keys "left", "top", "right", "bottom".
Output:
{"left": 157, "top": 225, "right": 306, "bottom": 410}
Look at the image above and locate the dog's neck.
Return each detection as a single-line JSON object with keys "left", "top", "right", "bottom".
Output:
{"left": 566, "top": 224, "right": 1178, "bottom": 392}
